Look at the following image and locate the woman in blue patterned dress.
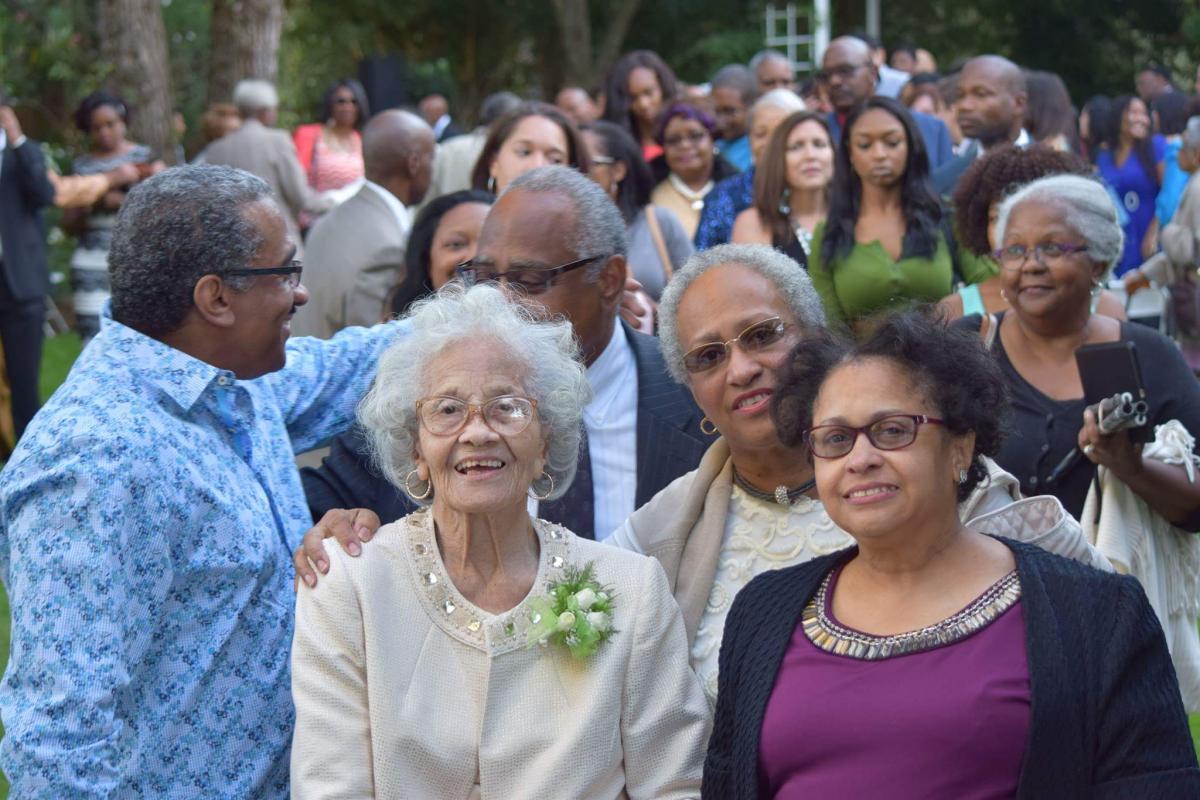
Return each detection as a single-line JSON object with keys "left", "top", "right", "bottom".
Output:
{"left": 1095, "top": 95, "right": 1165, "bottom": 276}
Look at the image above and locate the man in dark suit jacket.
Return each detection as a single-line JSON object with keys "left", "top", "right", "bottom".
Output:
{"left": 303, "top": 165, "right": 709, "bottom": 539}
{"left": 0, "top": 103, "right": 56, "bottom": 440}
{"left": 821, "top": 36, "right": 954, "bottom": 170}
{"left": 932, "top": 56, "right": 1029, "bottom": 198}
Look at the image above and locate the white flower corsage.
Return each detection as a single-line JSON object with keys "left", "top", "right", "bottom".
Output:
{"left": 526, "top": 562, "right": 616, "bottom": 659}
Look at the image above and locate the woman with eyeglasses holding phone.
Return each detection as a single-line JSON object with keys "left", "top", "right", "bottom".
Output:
{"left": 703, "top": 310, "right": 1200, "bottom": 799}
{"left": 290, "top": 284, "right": 709, "bottom": 798}
{"left": 610, "top": 245, "right": 1105, "bottom": 706}
{"left": 649, "top": 103, "right": 738, "bottom": 240}
{"left": 293, "top": 79, "right": 369, "bottom": 202}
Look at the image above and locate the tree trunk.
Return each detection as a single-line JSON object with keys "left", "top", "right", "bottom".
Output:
{"left": 550, "top": 0, "right": 594, "bottom": 88}
{"left": 550, "top": 0, "right": 643, "bottom": 90}
{"left": 208, "top": 0, "right": 285, "bottom": 105}
{"left": 97, "top": 0, "right": 177, "bottom": 164}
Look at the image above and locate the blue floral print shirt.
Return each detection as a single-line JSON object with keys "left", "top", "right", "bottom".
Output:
{"left": 0, "top": 313, "right": 403, "bottom": 798}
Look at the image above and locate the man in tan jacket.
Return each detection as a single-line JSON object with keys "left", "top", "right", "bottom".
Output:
{"left": 290, "top": 111, "right": 435, "bottom": 338}
{"left": 202, "top": 80, "right": 333, "bottom": 247}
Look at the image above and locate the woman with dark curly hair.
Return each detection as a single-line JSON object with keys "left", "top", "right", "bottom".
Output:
{"left": 63, "top": 90, "right": 165, "bottom": 341}
{"left": 807, "top": 97, "right": 992, "bottom": 328}
{"left": 1097, "top": 95, "right": 1166, "bottom": 275}
{"left": 292, "top": 79, "right": 369, "bottom": 202}
{"left": 385, "top": 189, "right": 493, "bottom": 316}
{"left": 938, "top": 145, "right": 1126, "bottom": 321}
{"left": 469, "top": 102, "right": 589, "bottom": 195}
{"left": 649, "top": 103, "right": 737, "bottom": 239}
{"left": 602, "top": 50, "right": 679, "bottom": 162}
{"left": 704, "top": 310, "right": 1200, "bottom": 799}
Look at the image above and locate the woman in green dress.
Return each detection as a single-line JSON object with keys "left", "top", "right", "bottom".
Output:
{"left": 808, "top": 96, "right": 992, "bottom": 329}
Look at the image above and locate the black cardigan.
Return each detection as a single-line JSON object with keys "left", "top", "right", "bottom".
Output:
{"left": 704, "top": 538, "right": 1200, "bottom": 799}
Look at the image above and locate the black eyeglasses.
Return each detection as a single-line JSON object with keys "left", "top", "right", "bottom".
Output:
{"left": 682, "top": 317, "right": 792, "bottom": 374}
{"left": 457, "top": 255, "right": 603, "bottom": 295}
{"left": 223, "top": 260, "right": 304, "bottom": 288}
{"left": 806, "top": 414, "right": 945, "bottom": 459}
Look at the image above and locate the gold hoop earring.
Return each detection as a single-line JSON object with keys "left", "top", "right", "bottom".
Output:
{"left": 700, "top": 417, "right": 719, "bottom": 436}
{"left": 405, "top": 469, "right": 433, "bottom": 500}
{"left": 529, "top": 471, "right": 556, "bottom": 501}
{"left": 487, "top": 175, "right": 497, "bottom": 194}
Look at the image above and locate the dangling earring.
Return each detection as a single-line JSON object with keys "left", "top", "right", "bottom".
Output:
{"left": 999, "top": 288, "right": 1010, "bottom": 304}
{"left": 778, "top": 189, "right": 791, "bottom": 218}
{"left": 1089, "top": 278, "right": 1103, "bottom": 314}
{"left": 958, "top": 468, "right": 969, "bottom": 485}
{"left": 405, "top": 469, "right": 433, "bottom": 500}
{"left": 700, "top": 417, "right": 719, "bottom": 436}
{"left": 529, "top": 471, "right": 556, "bottom": 501}
{"left": 487, "top": 175, "right": 497, "bottom": 194}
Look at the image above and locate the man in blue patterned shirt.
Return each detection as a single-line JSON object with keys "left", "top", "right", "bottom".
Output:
{"left": 0, "top": 165, "right": 401, "bottom": 797}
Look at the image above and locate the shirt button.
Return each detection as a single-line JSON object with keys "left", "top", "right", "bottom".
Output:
{"left": 217, "top": 376, "right": 229, "bottom": 386}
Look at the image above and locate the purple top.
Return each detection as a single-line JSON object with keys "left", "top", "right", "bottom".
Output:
{"left": 759, "top": 566, "right": 1031, "bottom": 799}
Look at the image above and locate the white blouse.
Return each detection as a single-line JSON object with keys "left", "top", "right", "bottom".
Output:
{"left": 689, "top": 487, "right": 853, "bottom": 704}
{"left": 291, "top": 510, "right": 709, "bottom": 799}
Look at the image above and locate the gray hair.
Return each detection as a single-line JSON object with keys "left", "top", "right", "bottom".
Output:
{"left": 1183, "top": 116, "right": 1200, "bottom": 150}
{"left": 357, "top": 283, "right": 590, "bottom": 505}
{"left": 749, "top": 50, "right": 791, "bottom": 73}
{"left": 750, "top": 88, "right": 806, "bottom": 125}
{"left": 657, "top": 243, "right": 827, "bottom": 384}
{"left": 233, "top": 80, "right": 278, "bottom": 116}
{"left": 712, "top": 64, "right": 757, "bottom": 105}
{"left": 995, "top": 174, "right": 1124, "bottom": 277}
{"left": 502, "top": 165, "right": 627, "bottom": 279}
{"left": 110, "top": 164, "right": 273, "bottom": 337}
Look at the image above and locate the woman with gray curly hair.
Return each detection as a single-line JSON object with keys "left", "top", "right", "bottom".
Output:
{"left": 290, "top": 283, "right": 709, "bottom": 799}
{"left": 612, "top": 243, "right": 1109, "bottom": 705}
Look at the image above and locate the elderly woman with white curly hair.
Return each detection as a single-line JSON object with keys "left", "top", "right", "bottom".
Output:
{"left": 290, "top": 284, "right": 709, "bottom": 799}
{"left": 611, "top": 243, "right": 1108, "bottom": 704}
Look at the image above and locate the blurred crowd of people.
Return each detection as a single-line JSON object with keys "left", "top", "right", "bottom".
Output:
{"left": 2, "top": 30, "right": 1200, "bottom": 799}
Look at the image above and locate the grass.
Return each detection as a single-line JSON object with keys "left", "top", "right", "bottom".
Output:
{"left": 0, "top": 332, "right": 1198, "bottom": 798}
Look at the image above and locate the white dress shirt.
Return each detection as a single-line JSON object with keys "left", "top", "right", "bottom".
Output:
{"left": 584, "top": 322, "right": 639, "bottom": 540}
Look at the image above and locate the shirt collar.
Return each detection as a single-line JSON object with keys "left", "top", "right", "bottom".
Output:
{"left": 362, "top": 179, "right": 411, "bottom": 231}
{"left": 97, "top": 304, "right": 234, "bottom": 412}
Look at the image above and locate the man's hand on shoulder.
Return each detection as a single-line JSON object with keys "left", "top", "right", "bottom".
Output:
{"left": 293, "top": 508, "right": 382, "bottom": 589}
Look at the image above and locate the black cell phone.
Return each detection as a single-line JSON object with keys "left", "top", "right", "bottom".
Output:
{"left": 1075, "top": 341, "right": 1146, "bottom": 404}
{"left": 1075, "top": 340, "right": 1150, "bottom": 443}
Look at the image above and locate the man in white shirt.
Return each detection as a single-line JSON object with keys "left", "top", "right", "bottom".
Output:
{"left": 291, "top": 110, "right": 435, "bottom": 339}
{"left": 302, "top": 166, "right": 709, "bottom": 540}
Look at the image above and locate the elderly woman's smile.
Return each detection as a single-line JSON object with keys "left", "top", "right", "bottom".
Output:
{"left": 415, "top": 341, "right": 547, "bottom": 511}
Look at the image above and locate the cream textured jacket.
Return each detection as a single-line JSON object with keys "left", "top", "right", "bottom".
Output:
{"left": 611, "top": 438, "right": 1112, "bottom": 648}
{"left": 291, "top": 510, "right": 709, "bottom": 799}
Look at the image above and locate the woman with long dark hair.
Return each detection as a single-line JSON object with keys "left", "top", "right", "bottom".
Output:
{"left": 580, "top": 120, "right": 693, "bottom": 301}
{"left": 469, "top": 102, "right": 589, "bottom": 195}
{"left": 292, "top": 79, "right": 369, "bottom": 197}
{"left": 807, "top": 96, "right": 991, "bottom": 328}
{"left": 1023, "top": 70, "right": 1078, "bottom": 152}
{"left": 602, "top": 50, "right": 679, "bottom": 162}
{"left": 386, "top": 189, "right": 494, "bottom": 317}
{"left": 731, "top": 110, "right": 835, "bottom": 268}
{"left": 1079, "top": 95, "right": 1112, "bottom": 164}
{"left": 1096, "top": 94, "right": 1166, "bottom": 275}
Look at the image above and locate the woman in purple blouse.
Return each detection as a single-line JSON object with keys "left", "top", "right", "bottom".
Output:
{"left": 703, "top": 311, "right": 1200, "bottom": 799}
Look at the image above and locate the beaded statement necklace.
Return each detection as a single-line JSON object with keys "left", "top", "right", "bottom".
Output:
{"left": 732, "top": 467, "right": 816, "bottom": 506}
{"left": 667, "top": 173, "right": 714, "bottom": 211}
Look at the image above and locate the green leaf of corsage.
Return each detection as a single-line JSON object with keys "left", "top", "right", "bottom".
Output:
{"left": 526, "top": 561, "right": 616, "bottom": 659}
